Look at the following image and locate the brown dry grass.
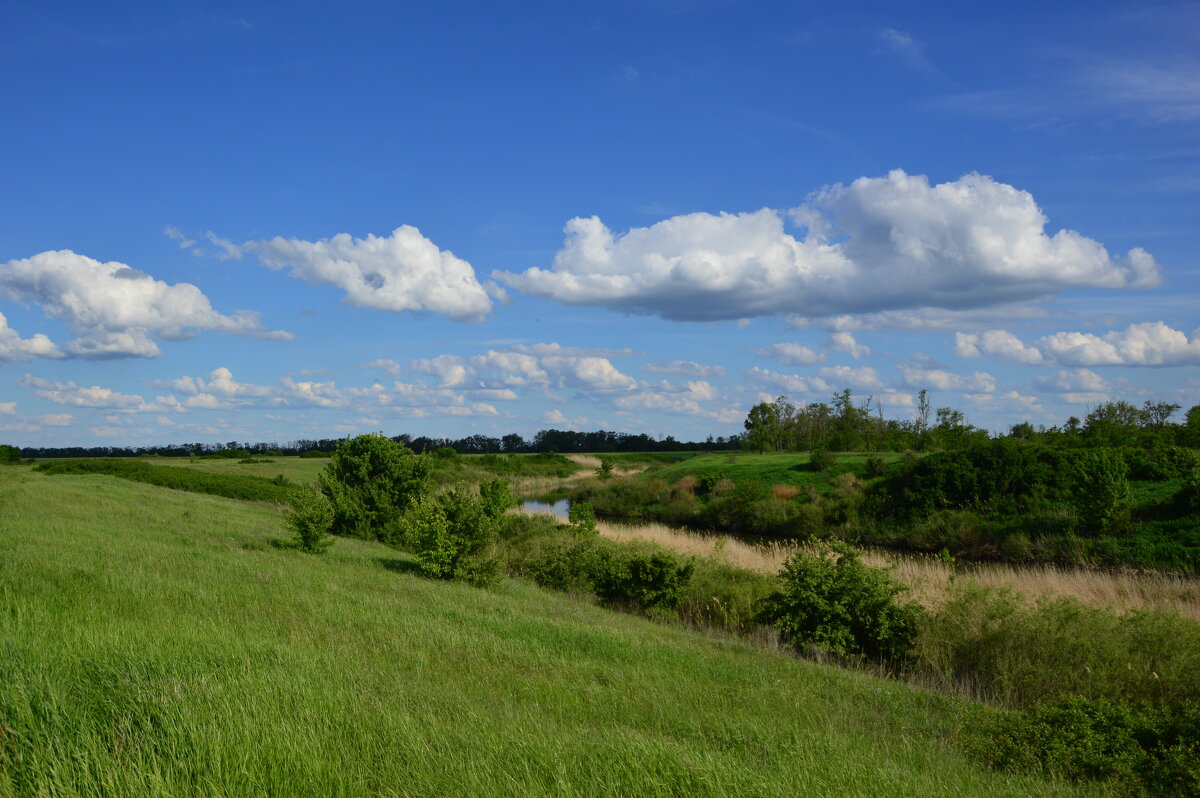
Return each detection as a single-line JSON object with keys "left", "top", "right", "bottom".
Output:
{"left": 569, "top": 513, "right": 1200, "bottom": 621}
{"left": 771, "top": 484, "right": 800, "bottom": 500}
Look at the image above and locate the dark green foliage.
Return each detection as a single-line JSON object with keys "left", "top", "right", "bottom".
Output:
{"left": 567, "top": 500, "right": 597, "bottom": 535}
{"left": 874, "top": 440, "right": 1076, "bottom": 520}
{"left": 593, "top": 550, "right": 695, "bottom": 614}
{"left": 965, "top": 698, "right": 1200, "bottom": 794}
{"left": 299, "top": 449, "right": 332, "bottom": 458}
{"left": 34, "top": 459, "right": 292, "bottom": 503}
{"left": 865, "top": 455, "right": 887, "bottom": 479}
{"left": 318, "top": 434, "right": 432, "bottom": 540}
{"left": 435, "top": 446, "right": 458, "bottom": 460}
{"left": 398, "top": 482, "right": 511, "bottom": 585}
{"left": 1178, "top": 470, "right": 1200, "bottom": 515}
{"left": 758, "top": 542, "right": 922, "bottom": 664}
{"left": 238, "top": 457, "right": 275, "bottom": 464}
{"left": 810, "top": 448, "right": 836, "bottom": 472}
{"left": 286, "top": 487, "right": 335, "bottom": 554}
{"left": 916, "top": 584, "right": 1200, "bottom": 708}
{"left": 0, "top": 444, "right": 20, "bottom": 464}
{"left": 1071, "top": 448, "right": 1131, "bottom": 533}
{"left": 595, "top": 458, "right": 614, "bottom": 480}
{"left": 478, "top": 477, "right": 516, "bottom": 518}
{"left": 500, "top": 515, "right": 698, "bottom": 616}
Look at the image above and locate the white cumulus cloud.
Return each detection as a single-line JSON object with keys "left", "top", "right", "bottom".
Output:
{"left": 753, "top": 342, "right": 826, "bottom": 366}
{"left": 957, "top": 322, "right": 1200, "bottom": 367}
{"left": 494, "top": 170, "right": 1160, "bottom": 321}
{"left": 0, "top": 311, "right": 63, "bottom": 363}
{"left": 828, "top": 331, "right": 870, "bottom": 359}
{"left": 898, "top": 363, "right": 996, "bottom": 393}
{"left": 0, "top": 250, "right": 291, "bottom": 359}
{"left": 643, "top": 360, "right": 727, "bottom": 378}
{"left": 244, "top": 226, "right": 493, "bottom": 321}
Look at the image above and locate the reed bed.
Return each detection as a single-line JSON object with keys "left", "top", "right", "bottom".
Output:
{"left": 518, "top": 504, "right": 1200, "bottom": 621}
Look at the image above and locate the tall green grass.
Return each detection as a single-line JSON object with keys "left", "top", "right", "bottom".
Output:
{"left": 0, "top": 467, "right": 1082, "bottom": 796}
{"left": 35, "top": 458, "right": 293, "bottom": 503}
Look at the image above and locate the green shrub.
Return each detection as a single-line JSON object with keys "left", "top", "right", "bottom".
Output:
{"left": 758, "top": 542, "right": 921, "bottom": 664}
{"left": 965, "top": 698, "right": 1200, "bottom": 794}
{"left": 287, "top": 488, "right": 335, "bottom": 554}
{"left": 865, "top": 455, "right": 887, "bottom": 479}
{"left": 567, "top": 500, "right": 597, "bottom": 536}
{"left": 435, "top": 446, "right": 458, "bottom": 460}
{"left": 1177, "top": 469, "right": 1200, "bottom": 515}
{"left": 1071, "top": 448, "right": 1132, "bottom": 533}
{"left": 594, "top": 548, "right": 695, "bottom": 614}
{"left": 318, "top": 434, "right": 432, "bottom": 540}
{"left": 916, "top": 583, "right": 1200, "bottom": 708}
{"left": 0, "top": 444, "right": 21, "bottom": 464}
{"left": 810, "top": 448, "right": 836, "bottom": 472}
{"left": 398, "top": 483, "right": 506, "bottom": 585}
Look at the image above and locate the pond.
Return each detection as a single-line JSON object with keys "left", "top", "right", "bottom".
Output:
{"left": 519, "top": 498, "right": 570, "bottom": 521}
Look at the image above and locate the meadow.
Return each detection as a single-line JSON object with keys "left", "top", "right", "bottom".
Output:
{"left": 0, "top": 464, "right": 1089, "bottom": 797}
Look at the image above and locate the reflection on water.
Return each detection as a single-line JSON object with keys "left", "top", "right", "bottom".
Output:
{"left": 519, "top": 498, "right": 570, "bottom": 521}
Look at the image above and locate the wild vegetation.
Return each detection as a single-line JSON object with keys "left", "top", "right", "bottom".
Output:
{"left": 0, "top": 464, "right": 1076, "bottom": 797}
{"left": 570, "top": 395, "right": 1200, "bottom": 574}
{"left": 7, "top": 400, "right": 1200, "bottom": 794}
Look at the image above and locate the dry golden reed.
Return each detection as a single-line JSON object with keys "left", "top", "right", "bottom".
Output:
{"left": 518, "top": 503, "right": 1200, "bottom": 621}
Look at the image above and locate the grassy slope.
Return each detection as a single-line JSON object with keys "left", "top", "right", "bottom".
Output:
{"left": 0, "top": 468, "right": 1088, "bottom": 797}
{"left": 647, "top": 452, "right": 908, "bottom": 493}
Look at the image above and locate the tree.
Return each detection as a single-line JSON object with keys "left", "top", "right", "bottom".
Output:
{"left": 318, "top": 433, "right": 432, "bottom": 540}
{"left": 744, "top": 400, "right": 782, "bottom": 453}
{"left": 0, "top": 444, "right": 21, "bottom": 464}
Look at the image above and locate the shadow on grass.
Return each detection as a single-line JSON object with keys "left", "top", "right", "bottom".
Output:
{"left": 376, "top": 557, "right": 423, "bottom": 576}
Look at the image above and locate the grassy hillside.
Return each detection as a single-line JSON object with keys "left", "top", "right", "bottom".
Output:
{"left": 0, "top": 467, "right": 1087, "bottom": 797}
{"left": 646, "top": 452, "right": 905, "bottom": 493}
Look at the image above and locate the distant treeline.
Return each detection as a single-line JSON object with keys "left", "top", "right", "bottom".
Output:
{"left": 16, "top": 428, "right": 742, "bottom": 460}
{"left": 743, "top": 390, "right": 1200, "bottom": 453}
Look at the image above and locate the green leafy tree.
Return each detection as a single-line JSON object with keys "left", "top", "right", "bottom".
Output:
{"left": 758, "top": 542, "right": 922, "bottom": 664}
{"left": 318, "top": 434, "right": 432, "bottom": 540}
{"left": 0, "top": 444, "right": 21, "bottom": 464}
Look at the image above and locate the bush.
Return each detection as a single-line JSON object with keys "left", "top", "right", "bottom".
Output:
{"left": 1177, "top": 469, "right": 1200, "bottom": 515}
{"left": 965, "top": 698, "right": 1200, "bottom": 794}
{"left": 286, "top": 488, "right": 335, "bottom": 554}
{"left": 758, "top": 542, "right": 921, "bottom": 664}
{"left": 810, "top": 448, "right": 836, "bottom": 472}
{"left": 915, "top": 583, "right": 1200, "bottom": 708}
{"left": 865, "top": 455, "right": 887, "bottom": 479}
{"left": 398, "top": 481, "right": 510, "bottom": 585}
{"left": 594, "top": 549, "right": 695, "bottom": 614}
{"left": 318, "top": 434, "right": 432, "bottom": 540}
{"left": 567, "top": 500, "right": 597, "bottom": 536}
{"left": 0, "top": 444, "right": 21, "bottom": 464}
{"left": 1072, "top": 448, "right": 1132, "bottom": 533}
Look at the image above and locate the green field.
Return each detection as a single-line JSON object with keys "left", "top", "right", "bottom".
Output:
{"left": 0, "top": 465, "right": 1086, "bottom": 796}
{"left": 646, "top": 451, "right": 909, "bottom": 493}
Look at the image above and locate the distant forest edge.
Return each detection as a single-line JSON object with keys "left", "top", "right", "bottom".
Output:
{"left": 7, "top": 389, "right": 1199, "bottom": 459}
{"left": 12, "top": 428, "right": 741, "bottom": 460}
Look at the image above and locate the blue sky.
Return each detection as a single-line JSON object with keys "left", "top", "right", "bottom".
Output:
{"left": 1, "top": 0, "right": 1197, "bottom": 447}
